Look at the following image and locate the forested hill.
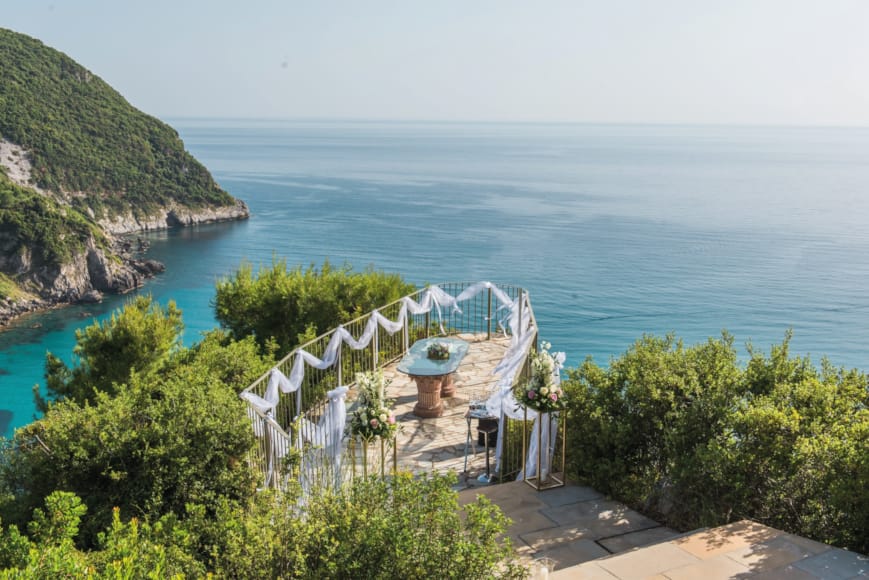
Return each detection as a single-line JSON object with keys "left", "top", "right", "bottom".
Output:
{"left": 0, "top": 28, "right": 248, "bottom": 321}
{"left": 0, "top": 28, "right": 248, "bottom": 226}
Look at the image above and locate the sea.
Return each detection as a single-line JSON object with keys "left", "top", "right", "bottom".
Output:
{"left": 3, "top": 120, "right": 869, "bottom": 438}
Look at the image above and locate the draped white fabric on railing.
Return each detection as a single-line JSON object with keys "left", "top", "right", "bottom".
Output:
{"left": 298, "top": 386, "right": 348, "bottom": 491}
{"left": 245, "top": 282, "right": 522, "bottom": 418}
{"left": 242, "top": 281, "right": 540, "bottom": 488}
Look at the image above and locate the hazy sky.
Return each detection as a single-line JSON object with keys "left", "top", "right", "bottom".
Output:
{"left": 4, "top": 0, "right": 868, "bottom": 125}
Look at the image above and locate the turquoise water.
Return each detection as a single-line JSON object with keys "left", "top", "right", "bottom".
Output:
{"left": 3, "top": 120, "right": 869, "bottom": 437}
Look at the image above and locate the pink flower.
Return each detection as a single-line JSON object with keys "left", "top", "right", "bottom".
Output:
{"left": 387, "top": 415, "right": 396, "bottom": 425}
{"left": 528, "top": 390, "right": 536, "bottom": 399}
{"left": 550, "top": 394, "right": 558, "bottom": 402}
{"left": 370, "top": 418, "right": 379, "bottom": 428}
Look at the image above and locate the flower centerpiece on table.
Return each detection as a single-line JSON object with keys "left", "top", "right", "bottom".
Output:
{"left": 426, "top": 341, "right": 450, "bottom": 360}
{"left": 516, "top": 341, "right": 567, "bottom": 412}
{"left": 349, "top": 370, "right": 399, "bottom": 440}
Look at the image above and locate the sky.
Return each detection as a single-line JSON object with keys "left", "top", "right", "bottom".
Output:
{"left": 4, "top": 0, "right": 869, "bottom": 126}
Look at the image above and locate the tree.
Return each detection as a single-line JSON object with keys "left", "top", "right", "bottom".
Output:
{"left": 563, "top": 331, "right": 869, "bottom": 553}
{"left": 0, "top": 493, "right": 203, "bottom": 578}
{"left": 5, "top": 300, "right": 272, "bottom": 547}
{"left": 214, "top": 260, "right": 415, "bottom": 352}
{"left": 189, "top": 473, "right": 526, "bottom": 579}
{"left": 39, "top": 294, "right": 183, "bottom": 408}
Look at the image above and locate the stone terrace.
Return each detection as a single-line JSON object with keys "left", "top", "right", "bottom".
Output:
{"left": 381, "top": 332, "right": 511, "bottom": 481}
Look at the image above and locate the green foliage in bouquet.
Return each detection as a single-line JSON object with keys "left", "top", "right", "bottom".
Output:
{"left": 426, "top": 342, "right": 450, "bottom": 360}
{"left": 516, "top": 341, "right": 567, "bottom": 412}
{"left": 349, "top": 371, "right": 399, "bottom": 441}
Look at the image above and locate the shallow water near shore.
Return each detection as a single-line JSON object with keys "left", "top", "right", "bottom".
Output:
{"left": 3, "top": 120, "right": 869, "bottom": 437}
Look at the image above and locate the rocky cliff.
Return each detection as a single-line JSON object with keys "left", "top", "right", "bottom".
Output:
{"left": 0, "top": 28, "right": 250, "bottom": 325}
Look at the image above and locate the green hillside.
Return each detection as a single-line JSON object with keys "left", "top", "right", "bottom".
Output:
{"left": 0, "top": 171, "right": 105, "bottom": 270}
{"left": 0, "top": 27, "right": 235, "bottom": 218}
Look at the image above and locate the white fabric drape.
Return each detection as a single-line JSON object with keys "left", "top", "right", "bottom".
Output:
{"left": 298, "top": 386, "right": 348, "bottom": 491}
{"left": 252, "top": 282, "right": 519, "bottom": 421}
{"left": 241, "top": 281, "right": 541, "bottom": 488}
{"left": 516, "top": 412, "right": 559, "bottom": 481}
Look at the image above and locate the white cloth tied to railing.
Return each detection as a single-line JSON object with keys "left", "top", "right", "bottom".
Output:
{"left": 242, "top": 281, "right": 536, "bottom": 488}
{"left": 298, "top": 386, "right": 348, "bottom": 491}
{"left": 247, "top": 282, "right": 519, "bottom": 419}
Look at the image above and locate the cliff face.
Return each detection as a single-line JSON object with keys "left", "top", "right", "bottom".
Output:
{"left": 0, "top": 188, "right": 168, "bottom": 326}
{"left": 97, "top": 199, "right": 250, "bottom": 235}
{"left": 0, "top": 28, "right": 250, "bottom": 325}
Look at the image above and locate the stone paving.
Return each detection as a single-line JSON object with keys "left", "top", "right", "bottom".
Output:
{"left": 459, "top": 481, "right": 682, "bottom": 574}
{"left": 381, "top": 332, "right": 510, "bottom": 482}
{"left": 457, "top": 481, "right": 867, "bottom": 579}
{"left": 557, "top": 518, "right": 868, "bottom": 579}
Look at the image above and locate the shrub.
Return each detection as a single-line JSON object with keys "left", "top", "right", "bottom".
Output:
{"left": 196, "top": 473, "right": 526, "bottom": 579}
{"left": 214, "top": 259, "right": 415, "bottom": 352}
{"left": 564, "top": 332, "right": 869, "bottom": 553}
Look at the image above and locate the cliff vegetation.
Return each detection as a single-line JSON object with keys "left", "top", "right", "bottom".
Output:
{"left": 0, "top": 28, "right": 248, "bottom": 321}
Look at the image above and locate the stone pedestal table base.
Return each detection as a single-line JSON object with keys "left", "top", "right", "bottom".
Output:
{"left": 412, "top": 374, "right": 448, "bottom": 418}
{"left": 440, "top": 372, "right": 456, "bottom": 397}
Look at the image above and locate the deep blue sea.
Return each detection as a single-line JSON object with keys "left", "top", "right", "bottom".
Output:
{"left": 3, "top": 120, "right": 869, "bottom": 437}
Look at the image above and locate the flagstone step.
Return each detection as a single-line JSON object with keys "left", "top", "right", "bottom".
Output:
{"left": 459, "top": 481, "right": 868, "bottom": 579}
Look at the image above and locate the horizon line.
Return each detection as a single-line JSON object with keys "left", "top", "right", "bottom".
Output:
{"left": 159, "top": 116, "right": 869, "bottom": 131}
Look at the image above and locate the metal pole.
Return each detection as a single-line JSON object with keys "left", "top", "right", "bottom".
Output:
{"left": 560, "top": 411, "right": 566, "bottom": 482}
{"left": 522, "top": 406, "right": 527, "bottom": 485}
{"left": 373, "top": 324, "right": 379, "bottom": 369}
{"left": 350, "top": 435, "right": 356, "bottom": 484}
{"left": 537, "top": 413, "right": 543, "bottom": 488}
{"left": 518, "top": 290, "right": 524, "bottom": 339}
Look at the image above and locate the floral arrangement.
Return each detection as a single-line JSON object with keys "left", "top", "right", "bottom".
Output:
{"left": 426, "top": 341, "right": 450, "bottom": 360}
{"left": 516, "top": 341, "right": 567, "bottom": 412}
{"left": 349, "top": 370, "right": 399, "bottom": 440}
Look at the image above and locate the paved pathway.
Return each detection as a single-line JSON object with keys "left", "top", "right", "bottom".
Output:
{"left": 458, "top": 481, "right": 681, "bottom": 573}
{"left": 559, "top": 518, "right": 868, "bottom": 579}
{"left": 457, "top": 481, "right": 866, "bottom": 579}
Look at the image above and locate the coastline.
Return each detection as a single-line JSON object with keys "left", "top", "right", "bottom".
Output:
{"left": 0, "top": 205, "right": 250, "bottom": 329}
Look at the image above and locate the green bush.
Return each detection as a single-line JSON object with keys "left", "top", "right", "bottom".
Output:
{"left": 214, "top": 259, "right": 416, "bottom": 352}
{"left": 2, "top": 298, "right": 274, "bottom": 548}
{"left": 193, "top": 473, "right": 526, "bottom": 579}
{"left": 1, "top": 475, "right": 526, "bottom": 578}
{"left": 564, "top": 331, "right": 869, "bottom": 553}
{"left": 40, "top": 294, "right": 184, "bottom": 407}
{"left": 0, "top": 492, "right": 203, "bottom": 578}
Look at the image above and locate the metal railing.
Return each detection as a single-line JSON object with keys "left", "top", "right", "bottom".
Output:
{"left": 240, "top": 281, "right": 538, "bottom": 490}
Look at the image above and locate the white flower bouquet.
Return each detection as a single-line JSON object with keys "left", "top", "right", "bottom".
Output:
{"left": 516, "top": 341, "right": 567, "bottom": 412}
{"left": 349, "top": 370, "right": 398, "bottom": 440}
